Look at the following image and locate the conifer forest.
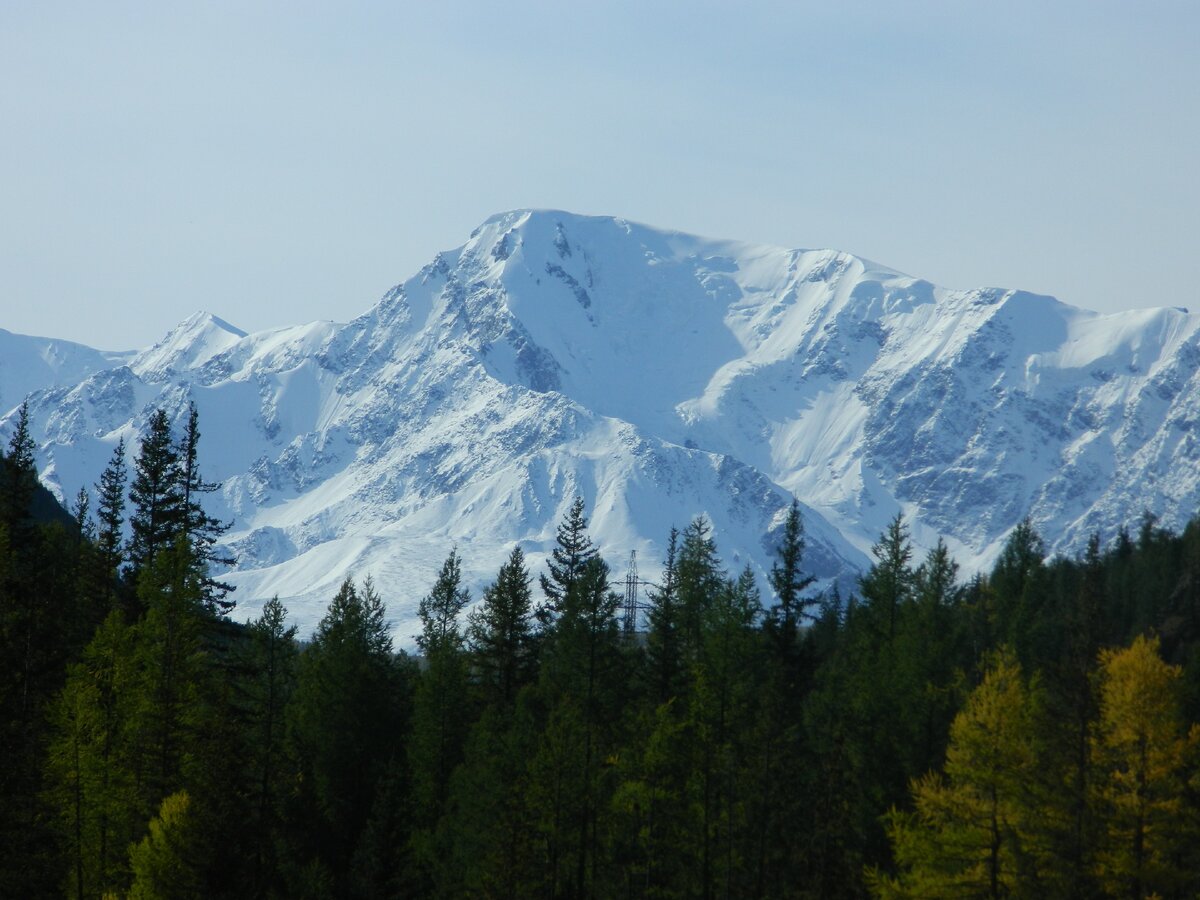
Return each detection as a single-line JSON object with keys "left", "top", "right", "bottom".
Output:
{"left": 5, "top": 402, "right": 1200, "bottom": 899}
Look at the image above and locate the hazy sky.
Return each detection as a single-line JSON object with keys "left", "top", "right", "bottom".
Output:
{"left": 3, "top": 1, "right": 1198, "bottom": 350}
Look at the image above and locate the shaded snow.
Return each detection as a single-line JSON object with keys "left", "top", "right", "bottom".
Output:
{"left": 6, "top": 209, "right": 1200, "bottom": 642}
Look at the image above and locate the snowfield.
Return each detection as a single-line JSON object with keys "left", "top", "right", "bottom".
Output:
{"left": 6, "top": 210, "right": 1200, "bottom": 641}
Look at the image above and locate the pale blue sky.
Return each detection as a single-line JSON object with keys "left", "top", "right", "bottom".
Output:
{"left": 3, "top": 1, "right": 1198, "bottom": 349}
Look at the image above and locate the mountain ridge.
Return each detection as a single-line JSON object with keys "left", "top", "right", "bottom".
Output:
{"left": 5, "top": 209, "right": 1200, "bottom": 639}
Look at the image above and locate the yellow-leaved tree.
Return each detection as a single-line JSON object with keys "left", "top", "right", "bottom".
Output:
{"left": 870, "top": 650, "right": 1044, "bottom": 899}
{"left": 1090, "top": 635, "right": 1198, "bottom": 899}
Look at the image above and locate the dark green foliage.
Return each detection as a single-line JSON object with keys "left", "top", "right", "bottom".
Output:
{"left": 767, "top": 499, "right": 819, "bottom": 643}
{"left": 285, "top": 577, "right": 411, "bottom": 891}
{"left": 538, "top": 494, "right": 598, "bottom": 626}
{"left": 127, "top": 408, "right": 185, "bottom": 584}
{"left": 468, "top": 544, "right": 536, "bottom": 708}
{"left": 177, "top": 403, "right": 234, "bottom": 613}
{"left": 93, "top": 438, "right": 128, "bottom": 608}
{"left": 2, "top": 401, "right": 37, "bottom": 537}
{"left": 16, "top": 405, "right": 1200, "bottom": 898}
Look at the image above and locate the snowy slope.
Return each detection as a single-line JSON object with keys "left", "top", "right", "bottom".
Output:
{"left": 0, "top": 329, "right": 133, "bottom": 416}
{"left": 6, "top": 210, "right": 1200, "bottom": 639}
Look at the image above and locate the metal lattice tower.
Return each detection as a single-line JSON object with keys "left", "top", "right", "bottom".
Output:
{"left": 623, "top": 550, "right": 639, "bottom": 635}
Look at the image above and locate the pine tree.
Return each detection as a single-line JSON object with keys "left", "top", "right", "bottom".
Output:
{"left": 46, "top": 610, "right": 140, "bottom": 898}
{"left": 536, "top": 554, "right": 625, "bottom": 897}
{"left": 990, "top": 517, "right": 1047, "bottom": 663}
{"left": 130, "top": 538, "right": 208, "bottom": 818}
{"left": 417, "top": 549, "right": 470, "bottom": 656}
{"left": 691, "top": 567, "right": 762, "bottom": 897}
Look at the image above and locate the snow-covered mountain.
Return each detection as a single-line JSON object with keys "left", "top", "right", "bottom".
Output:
{"left": 6, "top": 210, "right": 1200, "bottom": 638}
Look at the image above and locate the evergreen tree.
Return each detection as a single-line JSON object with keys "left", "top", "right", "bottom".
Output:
{"left": 535, "top": 554, "right": 626, "bottom": 897}
{"left": 177, "top": 403, "right": 234, "bottom": 613}
{"left": 412, "top": 553, "right": 472, "bottom": 842}
{"left": 645, "top": 526, "right": 683, "bottom": 705}
{"left": 127, "top": 409, "right": 184, "bottom": 586}
{"left": 676, "top": 516, "right": 724, "bottom": 657}
{"left": 860, "top": 513, "right": 915, "bottom": 641}
{"left": 46, "top": 610, "right": 140, "bottom": 897}
{"left": 284, "top": 577, "right": 409, "bottom": 892}
{"left": 94, "top": 439, "right": 128, "bottom": 611}
{"left": 243, "top": 597, "right": 299, "bottom": 895}
{"left": 690, "top": 567, "right": 763, "bottom": 897}
{"left": 2, "top": 400, "right": 37, "bottom": 538}
{"left": 538, "top": 495, "right": 598, "bottom": 626}
{"left": 990, "top": 517, "right": 1048, "bottom": 663}
{"left": 129, "top": 538, "right": 209, "bottom": 819}
{"left": 468, "top": 545, "right": 535, "bottom": 708}
{"left": 417, "top": 549, "right": 470, "bottom": 656}
{"left": 767, "top": 499, "right": 818, "bottom": 647}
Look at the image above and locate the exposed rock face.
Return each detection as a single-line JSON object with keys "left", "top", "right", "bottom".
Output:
{"left": 6, "top": 210, "right": 1200, "bottom": 639}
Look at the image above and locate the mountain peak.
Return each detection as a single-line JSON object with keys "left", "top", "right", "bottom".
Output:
{"left": 9, "top": 211, "right": 1200, "bottom": 642}
{"left": 131, "top": 310, "right": 248, "bottom": 380}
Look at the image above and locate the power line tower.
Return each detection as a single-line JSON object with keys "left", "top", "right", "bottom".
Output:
{"left": 623, "top": 549, "right": 639, "bottom": 635}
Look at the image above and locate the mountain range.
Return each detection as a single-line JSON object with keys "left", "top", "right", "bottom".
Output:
{"left": 5, "top": 210, "right": 1200, "bottom": 639}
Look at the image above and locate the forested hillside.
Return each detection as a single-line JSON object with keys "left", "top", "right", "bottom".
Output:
{"left": 3, "top": 403, "right": 1200, "bottom": 898}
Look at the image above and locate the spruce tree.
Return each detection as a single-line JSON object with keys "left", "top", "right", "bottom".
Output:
{"left": 177, "top": 403, "right": 234, "bottom": 613}
{"left": 676, "top": 516, "right": 724, "bottom": 656}
{"left": 538, "top": 495, "right": 598, "bottom": 625}
{"left": 468, "top": 545, "right": 535, "bottom": 708}
{"left": 767, "top": 499, "right": 818, "bottom": 646}
{"left": 244, "top": 597, "right": 298, "bottom": 895}
{"left": 645, "top": 527, "right": 683, "bottom": 705}
{"left": 94, "top": 439, "right": 128, "bottom": 602}
{"left": 860, "top": 513, "right": 914, "bottom": 641}
{"left": 284, "top": 577, "right": 409, "bottom": 893}
{"left": 127, "top": 410, "right": 184, "bottom": 586}
{"left": 411, "top": 553, "right": 472, "bottom": 885}
{"left": 2, "top": 400, "right": 36, "bottom": 538}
